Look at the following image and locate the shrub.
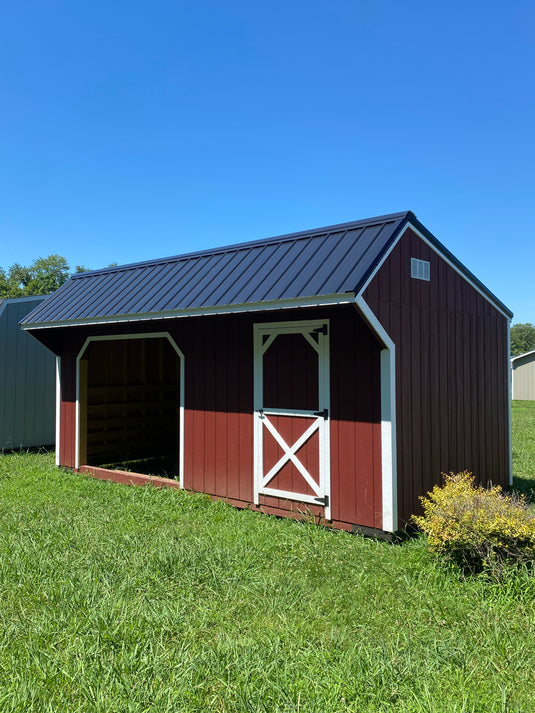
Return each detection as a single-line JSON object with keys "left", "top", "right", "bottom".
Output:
{"left": 413, "top": 471, "right": 535, "bottom": 576}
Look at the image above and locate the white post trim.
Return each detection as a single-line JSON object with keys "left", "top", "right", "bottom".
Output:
{"left": 75, "top": 332, "right": 185, "bottom": 486}
{"left": 55, "top": 356, "right": 61, "bottom": 466}
{"left": 253, "top": 327, "right": 263, "bottom": 506}
{"left": 75, "top": 357, "right": 80, "bottom": 470}
{"left": 507, "top": 320, "right": 513, "bottom": 486}
{"left": 355, "top": 295, "right": 397, "bottom": 532}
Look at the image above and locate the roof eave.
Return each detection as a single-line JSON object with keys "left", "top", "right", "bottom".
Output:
{"left": 21, "top": 292, "right": 356, "bottom": 331}
{"left": 511, "top": 349, "right": 535, "bottom": 363}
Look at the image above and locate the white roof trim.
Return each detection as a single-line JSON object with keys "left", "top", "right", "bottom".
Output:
{"left": 511, "top": 349, "right": 535, "bottom": 363}
{"left": 354, "top": 296, "right": 397, "bottom": 533}
{"left": 357, "top": 221, "right": 511, "bottom": 321}
{"left": 21, "top": 293, "right": 354, "bottom": 330}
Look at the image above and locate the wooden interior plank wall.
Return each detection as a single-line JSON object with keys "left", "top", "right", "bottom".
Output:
{"left": 84, "top": 337, "right": 180, "bottom": 467}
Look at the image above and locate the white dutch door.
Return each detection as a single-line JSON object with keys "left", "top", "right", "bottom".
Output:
{"left": 253, "top": 320, "right": 331, "bottom": 520}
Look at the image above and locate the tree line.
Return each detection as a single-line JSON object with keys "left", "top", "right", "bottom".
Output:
{"left": 0, "top": 255, "right": 87, "bottom": 299}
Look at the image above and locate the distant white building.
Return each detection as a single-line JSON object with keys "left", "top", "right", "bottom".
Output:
{"left": 511, "top": 350, "right": 535, "bottom": 401}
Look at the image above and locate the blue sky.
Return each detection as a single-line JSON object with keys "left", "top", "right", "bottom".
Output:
{"left": 1, "top": 1, "right": 533, "bottom": 323}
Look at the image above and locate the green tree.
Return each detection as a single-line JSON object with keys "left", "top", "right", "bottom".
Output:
{"left": 510, "top": 322, "right": 535, "bottom": 357}
{"left": 0, "top": 256, "right": 115, "bottom": 298}
{"left": 0, "top": 255, "right": 71, "bottom": 298}
{"left": 0, "top": 268, "right": 9, "bottom": 298}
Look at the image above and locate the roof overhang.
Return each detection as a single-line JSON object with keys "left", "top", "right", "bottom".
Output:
{"left": 21, "top": 292, "right": 355, "bottom": 331}
{"left": 511, "top": 349, "right": 535, "bottom": 364}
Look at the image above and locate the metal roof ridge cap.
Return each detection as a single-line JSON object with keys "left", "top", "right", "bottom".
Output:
{"left": 70, "top": 212, "right": 412, "bottom": 279}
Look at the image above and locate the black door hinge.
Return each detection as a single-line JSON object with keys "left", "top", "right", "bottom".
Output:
{"left": 313, "top": 409, "right": 328, "bottom": 419}
{"left": 314, "top": 495, "right": 329, "bottom": 507}
{"left": 312, "top": 324, "right": 328, "bottom": 335}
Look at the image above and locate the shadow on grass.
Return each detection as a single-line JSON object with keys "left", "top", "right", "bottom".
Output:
{"left": 1, "top": 445, "right": 54, "bottom": 456}
{"left": 512, "top": 475, "right": 535, "bottom": 502}
{"left": 99, "top": 455, "right": 179, "bottom": 480}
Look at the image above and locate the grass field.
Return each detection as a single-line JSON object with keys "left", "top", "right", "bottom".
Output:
{"left": 512, "top": 400, "right": 535, "bottom": 499}
{"left": 0, "top": 404, "right": 534, "bottom": 712}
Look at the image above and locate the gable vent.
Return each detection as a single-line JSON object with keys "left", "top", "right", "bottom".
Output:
{"left": 411, "top": 257, "right": 430, "bottom": 281}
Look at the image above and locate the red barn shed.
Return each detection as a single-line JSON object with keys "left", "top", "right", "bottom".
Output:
{"left": 22, "top": 212, "right": 512, "bottom": 533}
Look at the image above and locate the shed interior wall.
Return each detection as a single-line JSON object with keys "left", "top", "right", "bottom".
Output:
{"left": 79, "top": 337, "right": 180, "bottom": 474}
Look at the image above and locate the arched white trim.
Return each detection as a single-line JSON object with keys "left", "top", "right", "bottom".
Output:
{"left": 75, "top": 332, "right": 185, "bottom": 487}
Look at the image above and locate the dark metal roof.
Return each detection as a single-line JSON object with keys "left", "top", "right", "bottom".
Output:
{"left": 21, "top": 211, "right": 512, "bottom": 328}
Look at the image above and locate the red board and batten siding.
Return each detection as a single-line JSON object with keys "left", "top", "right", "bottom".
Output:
{"left": 183, "top": 308, "right": 382, "bottom": 530}
{"left": 364, "top": 227, "right": 510, "bottom": 527}
{"left": 38, "top": 305, "right": 383, "bottom": 531}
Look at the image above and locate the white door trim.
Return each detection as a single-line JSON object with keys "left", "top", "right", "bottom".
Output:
{"left": 253, "top": 319, "right": 331, "bottom": 520}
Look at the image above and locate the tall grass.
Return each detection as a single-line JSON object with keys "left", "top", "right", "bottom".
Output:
{"left": 1, "top": 437, "right": 535, "bottom": 711}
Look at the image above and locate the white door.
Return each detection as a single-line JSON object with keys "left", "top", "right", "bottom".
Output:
{"left": 253, "top": 320, "right": 330, "bottom": 520}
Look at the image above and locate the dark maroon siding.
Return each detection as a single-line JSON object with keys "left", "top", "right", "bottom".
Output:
{"left": 364, "top": 228, "right": 510, "bottom": 527}
{"left": 183, "top": 314, "right": 254, "bottom": 504}
{"left": 32, "top": 305, "right": 383, "bottom": 531}
{"left": 330, "top": 308, "right": 383, "bottom": 529}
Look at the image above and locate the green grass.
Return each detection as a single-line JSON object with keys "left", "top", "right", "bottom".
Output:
{"left": 512, "top": 400, "right": 535, "bottom": 499}
{"left": 1, "top": 416, "right": 535, "bottom": 711}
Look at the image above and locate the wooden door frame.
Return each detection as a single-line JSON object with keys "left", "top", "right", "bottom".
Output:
{"left": 253, "top": 319, "right": 331, "bottom": 520}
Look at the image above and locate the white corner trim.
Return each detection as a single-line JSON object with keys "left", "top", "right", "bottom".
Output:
{"left": 355, "top": 295, "right": 397, "bottom": 533}
{"left": 507, "top": 320, "right": 513, "bottom": 486}
{"left": 75, "top": 332, "right": 185, "bottom": 486}
{"left": 55, "top": 356, "right": 61, "bottom": 467}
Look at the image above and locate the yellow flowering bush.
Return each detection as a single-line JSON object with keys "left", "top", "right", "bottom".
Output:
{"left": 413, "top": 472, "right": 535, "bottom": 576}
